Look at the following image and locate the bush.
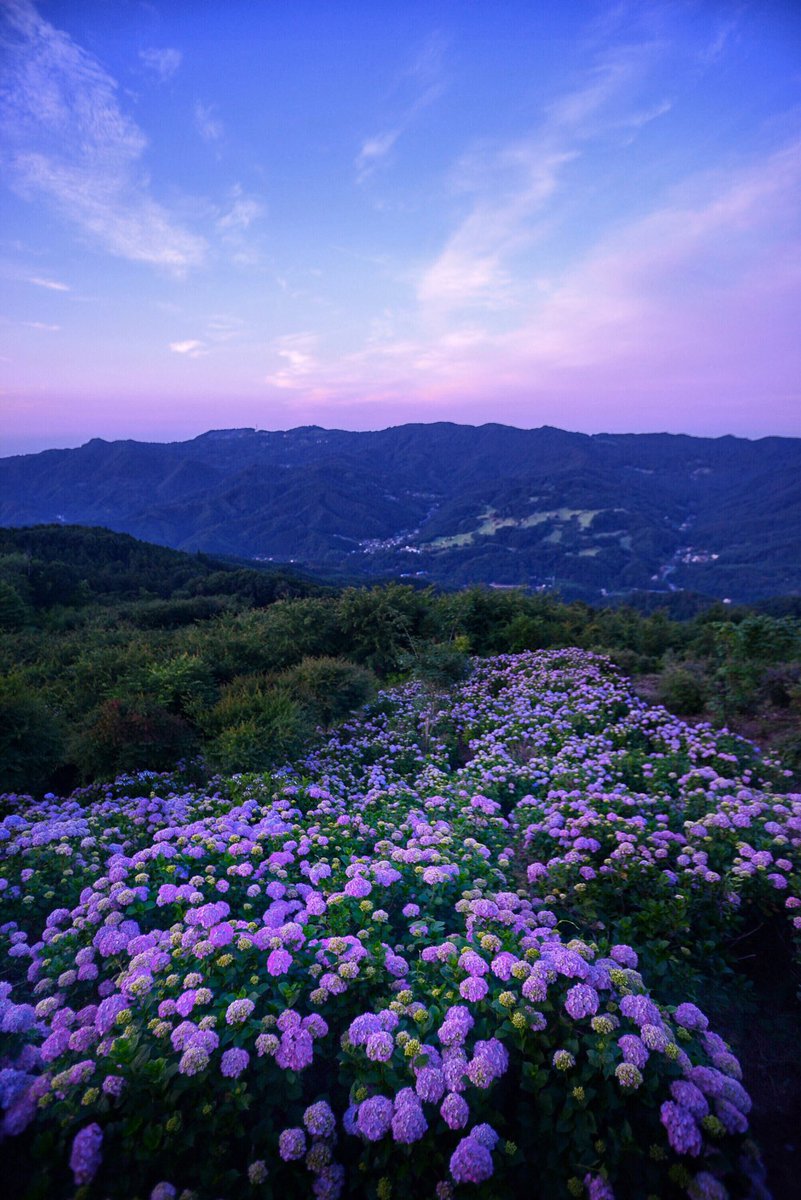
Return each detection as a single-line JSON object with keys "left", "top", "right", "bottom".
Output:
{"left": 0, "top": 676, "right": 63, "bottom": 794}
{"left": 205, "top": 681, "right": 313, "bottom": 772}
{"left": 759, "top": 664, "right": 801, "bottom": 708}
{"left": 401, "top": 640, "right": 472, "bottom": 691}
{"left": 278, "top": 656, "right": 376, "bottom": 727}
{"left": 0, "top": 581, "right": 28, "bottom": 630}
{"left": 139, "top": 654, "right": 218, "bottom": 719}
{"left": 75, "top": 698, "right": 197, "bottom": 780}
{"left": 658, "top": 666, "right": 707, "bottom": 715}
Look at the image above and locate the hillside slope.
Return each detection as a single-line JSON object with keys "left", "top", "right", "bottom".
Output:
{"left": 2, "top": 424, "right": 800, "bottom": 601}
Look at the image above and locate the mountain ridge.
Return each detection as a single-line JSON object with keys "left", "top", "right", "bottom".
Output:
{"left": 2, "top": 422, "right": 799, "bottom": 602}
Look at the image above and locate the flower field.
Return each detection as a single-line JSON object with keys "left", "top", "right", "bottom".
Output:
{"left": 1, "top": 649, "right": 799, "bottom": 1199}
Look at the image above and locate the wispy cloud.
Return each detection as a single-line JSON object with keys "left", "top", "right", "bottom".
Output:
{"left": 265, "top": 134, "right": 801, "bottom": 431}
{"left": 417, "top": 42, "right": 665, "bottom": 316}
{"left": 0, "top": 0, "right": 205, "bottom": 269}
{"left": 701, "top": 15, "right": 741, "bottom": 64}
{"left": 418, "top": 145, "right": 573, "bottom": 314}
{"left": 195, "top": 101, "right": 224, "bottom": 142}
{"left": 169, "top": 339, "right": 206, "bottom": 357}
{"left": 205, "top": 314, "right": 246, "bottom": 344}
{"left": 501, "top": 138, "right": 801, "bottom": 373}
{"left": 22, "top": 320, "right": 60, "bottom": 331}
{"left": 168, "top": 315, "right": 247, "bottom": 358}
{"left": 355, "top": 33, "right": 446, "bottom": 182}
{"left": 26, "top": 275, "right": 69, "bottom": 291}
{"left": 215, "top": 184, "right": 265, "bottom": 265}
{"left": 355, "top": 130, "right": 402, "bottom": 178}
{"left": 139, "top": 47, "right": 182, "bottom": 83}
{"left": 265, "top": 333, "right": 319, "bottom": 389}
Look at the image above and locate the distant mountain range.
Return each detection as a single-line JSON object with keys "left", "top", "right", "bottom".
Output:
{"left": 1, "top": 423, "right": 800, "bottom": 602}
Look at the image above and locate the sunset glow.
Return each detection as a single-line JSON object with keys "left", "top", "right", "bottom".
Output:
{"left": 1, "top": 0, "right": 800, "bottom": 454}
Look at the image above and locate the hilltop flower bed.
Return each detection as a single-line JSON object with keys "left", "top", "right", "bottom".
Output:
{"left": 1, "top": 650, "right": 798, "bottom": 1199}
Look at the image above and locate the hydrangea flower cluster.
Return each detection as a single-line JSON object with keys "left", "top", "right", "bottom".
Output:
{"left": 1, "top": 649, "right": 794, "bottom": 1198}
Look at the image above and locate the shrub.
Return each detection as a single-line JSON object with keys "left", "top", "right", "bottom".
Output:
{"left": 278, "top": 656, "right": 376, "bottom": 727}
{"left": 0, "top": 581, "right": 28, "bottom": 630}
{"left": 658, "top": 666, "right": 707, "bottom": 715}
{"left": 75, "top": 698, "right": 197, "bottom": 780}
{"left": 0, "top": 676, "right": 63, "bottom": 795}
{"left": 759, "top": 664, "right": 801, "bottom": 708}
{"left": 205, "top": 681, "right": 313, "bottom": 772}
{"left": 401, "top": 640, "right": 472, "bottom": 692}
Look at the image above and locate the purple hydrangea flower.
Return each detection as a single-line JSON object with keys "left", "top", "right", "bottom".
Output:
{"left": 584, "top": 1173, "right": 615, "bottom": 1200}
{"left": 687, "top": 1172, "right": 729, "bottom": 1200}
{"left": 70, "top": 1123, "right": 103, "bottom": 1186}
{"left": 670, "top": 1081, "right": 709, "bottom": 1119}
{"left": 150, "top": 1184, "right": 176, "bottom": 1200}
{"left": 179, "top": 1045, "right": 209, "bottom": 1076}
{"left": 304, "top": 1100, "right": 336, "bottom": 1138}
{"left": 459, "top": 976, "right": 488, "bottom": 1003}
{"left": 225, "top": 998, "right": 255, "bottom": 1025}
{"left": 220, "top": 1048, "right": 249, "bottom": 1078}
{"left": 660, "top": 1101, "right": 702, "bottom": 1156}
{"left": 610, "top": 944, "right": 638, "bottom": 969}
{"left": 564, "top": 983, "right": 599, "bottom": 1020}
{"left": 450, "top": 1136, "right": 493, "bottom": 1184}
{"left": 267, "top": 949, "right": 293, "bottom": 976}
{"left": 674, "top": 1003, "right": 709, "bottom": 1032}
{"left": 415, "top": 1067, "right": 446, "bottom": 1104}
{"left": 618, "top": 1034, "right": 649, "bottom": 1069}
{"left": 470, "top": 1123, "right": 499, "bottom": 1150}
{"left": 365, "top": 1031, "right": 394, "bottom": 1062}
{"left": 440, "top": 1092, "right": 469, "bottom": 1130}
{"left": 356, "top": 1095, "right": 393, "bottom": 1141}
{"left": 279, "top": 1127, "right": 307, "bottom": 1161}
{"left": 391, "top": 1095, "right": 427, "bottom": 1144}
{"left": 276, "top": 1025, "right": 314, "bottom": 1071}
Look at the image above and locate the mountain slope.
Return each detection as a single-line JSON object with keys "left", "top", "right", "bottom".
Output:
{"left": 1, "top": 423, "right": 799, "bottom": 601}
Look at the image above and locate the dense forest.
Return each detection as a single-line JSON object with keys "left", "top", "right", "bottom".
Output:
{"left": 1, "top": 526, "right": 800, "bottom": 798}
{"left": 3, "top": 425, "right": 801, "bottom": 602}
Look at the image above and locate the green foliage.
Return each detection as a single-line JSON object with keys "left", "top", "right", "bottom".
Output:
{"left": 658, "top": 666, "right": 707, "bottom": 715}
{"left": 137, "top": 654, "right": 218, "bottom": 718}
{"left": 205, "top": 682, "right": 312, "bottom": 772}
{"left": 400, "top": 639, "right": 472, "bottom": 692}
{"left": 75, "top": 698, "right": 197, "bottom": 779}
{"left": 126, "top": 596, "right": 233, "bottom": 629}
{"left": 0, "top": 580, "right": 28, "bottom": 630}
{"left": 710, "top": 614, "right": 801, "bottom": 717}
{"left": 28, "top": 560, "right": 87, "bottom": 609}
{"left": 277, "top": 656, "right": 376, "bottom": 727}
{"left": 0, "top": 676, "right": 63, "bottom": 795}
{"left": 501, "top": 612, "right": 550, "bottom": 652}
{"left": 0, "top": 526, "right": 799, "bottom": 794}
{"left": 335, "top": 583, "right": 430, "bottom": 674}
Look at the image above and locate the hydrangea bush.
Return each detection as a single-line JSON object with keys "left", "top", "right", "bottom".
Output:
{"left": 1, "top": 649, "right": 798, "bottom": 1199}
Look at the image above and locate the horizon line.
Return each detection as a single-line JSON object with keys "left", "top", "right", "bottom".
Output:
{"left": 4, "top": 419, "right": 801, "bottom": 459}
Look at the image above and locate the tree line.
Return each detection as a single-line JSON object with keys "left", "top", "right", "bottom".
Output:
{"left": 1, "top": 526, "right": 800, "bottom": 795}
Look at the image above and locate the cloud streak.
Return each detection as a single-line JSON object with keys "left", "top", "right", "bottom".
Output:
{"left": 169, "top": 339, "right": 206, "bottom": 357}
{"left": 416, "top": 42, "right": 664, "bottom": 317}
{"left": 266, "top": 133, "right": 801, "bottom": 436}
{"left": 195, "top": 101, "right": 224, "bottom": 143}
{"left": 356, "top": 34, "right": 446, "bottom": 181}
{"left": 0, "top": 1, "right": 205, "bottom": 269}
{"left": 139, "top": 47, "right": 182, "bottom": 83}
{"left": 26, "top": 275, "right": 69, "bottom": 291}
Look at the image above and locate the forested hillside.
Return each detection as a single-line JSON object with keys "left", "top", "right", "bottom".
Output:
{"left": 1, "top": 528, "right": 800, "bottom": 798}
{"left": 2, "top": 425, "right": 800, "bottom": 601}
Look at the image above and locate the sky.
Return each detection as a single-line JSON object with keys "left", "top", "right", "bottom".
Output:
{"left": 1, "top": 0, "right": 800, "bottom": 456}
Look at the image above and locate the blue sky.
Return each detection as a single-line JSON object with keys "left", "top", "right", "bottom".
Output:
{"left": 1, "top": 0, "right": 800, "bottom": 454}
